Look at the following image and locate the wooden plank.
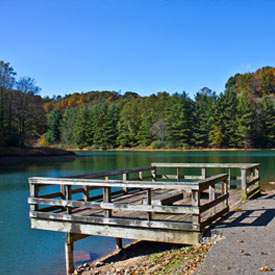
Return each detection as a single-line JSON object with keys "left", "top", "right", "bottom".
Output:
{"left": 152, "top": 163, "right": 260, "bottom": 169}
{"left": 39, "top": 192, "right": 63, "bottom": 199}
{"left": 198, "top": 174, "right": 228, "bottom": 191}
{"left": 151, "top": 192, "right": 183, "bottom": 206}
{"left": 29, "top": 211, "right": 199, "bottom": 231}
{"left": 246, "top": 177, "right": 260, "bottom": 188}
{"left": 29, "top": 177, "right": 201, "bottom": 191}
{"left": 103, "top": 187, "right": 112, "bottom": 218}
{"left": 29, "top": 183, "right": 39, "bottom": 211}
{"left": 28, "top": 197, "right": 200, "bottom": 214}
{"left": 200, "top": 206, "right": 229, "bottom": 229}
{"left": 30, "top": 219, "right": 202, "bottom": 244}
{"left": 200, "top": 193, "right": 229, "bottom": 213}
{"left": 65, "top": 233, "right": 74, "bottom": 275}
{"left": 247, "top": 186, "right": 261, "bottom": 199}
{"left": 241, "top": 169, "right": 247, "bottom": 199}
{"left": 70, "top": 166, "right": 154, "bottom": 179}
{"left": 191, "top": 190, "right": 200, "bottom": 229}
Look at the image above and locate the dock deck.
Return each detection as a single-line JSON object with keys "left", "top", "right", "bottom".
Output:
{"left": 28, "top": 162, "right": 260, "bottom": 274}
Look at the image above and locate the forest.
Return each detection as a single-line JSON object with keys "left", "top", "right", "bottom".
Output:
{"left": 0, "top": 60, "right": 275, "bottom": 149}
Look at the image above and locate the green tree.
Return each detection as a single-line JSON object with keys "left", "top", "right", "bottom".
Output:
{"left": 236, "top": 91, "right": 256, "bottom": 148}
{"left": 61, "top": 107, "right": 77, "bottom": 146}
{"left": 74, "top": 106, "right": 93, "bottom": 148}
{"left": 165, "top": 92, "right": 195, "bottom": 148}
{"left": 258, "top": 96, "right": 275, "bottom": 147}
{"left": 0, "top": 61, "right": 16, "bottom": 145}
{"left": 193, "top": 88, "right": 217, "bottom": 147}
{"left": 45, "top": 108, "right": 62, "bottom": 145}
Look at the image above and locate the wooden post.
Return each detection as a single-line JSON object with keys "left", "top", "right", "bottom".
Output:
{"left": 83, "top": 185, "right": 89, "bottom": 201}
{"left": 209, "top": 184, "right": 215, "bottom": 216}
{"left": 116, "top": 238, "right": 123, "bottom": 249}
{"left": 241, "top": 169, "right": 247, "bottom": 199}
{"left": 228, "top": 168, "right": 231, "bottom": 190}
{"left": 222, "top": 179, "right": 228, "bottom": 208}
{"left": 177, "top": 167, "right": 180, "bottom": 182}
{"left": 123, "top": 173, "right": 129, "bottom": 193}
{"left": 61, "top": 184, "right": 66, "bottom": 199}
{"left": 66, "top": 185, "right": 72, "bottom": 214}
{"left": 103, "top": 187, "right": 112, "bottom": 217}
{"left": 139, "top": 171, "right": 143, "bottom": 180}
{"left": 29, "top": 183, "right": 39, "bottom": 211}
{"left": 201, "top": 168, "right": 206, "bottom": 179}
{"left": 151, "top": 168, "right": 156, "bottom": 182}
{"left": 146, "top": 188, "right": 152, "bottom": 220}
{"left": 255, "top": 167, "right": 260, "bottom": 188}
{"left": 65, "top": 233, "right": 74, "bottom": 275}
{"left": 192, "top": 190, "right": 200, "bottom": 229}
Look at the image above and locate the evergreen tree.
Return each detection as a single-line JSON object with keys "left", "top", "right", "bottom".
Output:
{"left": 258, "top": 96, "right": 275, "bottom": 147}
{"left": 74, "top": 106, "right": 93, "bottom": 148}
{"left": 45, "top": 108, "right": 62, "bottom": 145}
{"left": 165, "top": 92, "right": 195, "bottom": 148}
{"left": 61, "top": 107, "right": 77, "bottom": 146}
{"left": 193, "top": 88, "right": 217, "bottom": 147}
{"left": 236, "top": 90, "right": 256, "bottom": 148}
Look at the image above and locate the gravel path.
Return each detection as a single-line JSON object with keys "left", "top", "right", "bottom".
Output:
{"left": 196, "top": 191, "right": 275, "bottom": 275}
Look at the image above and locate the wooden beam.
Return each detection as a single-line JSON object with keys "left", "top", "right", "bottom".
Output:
{"left": 65, "top": 233, "right": 74, "bottom": 275}
{"left": 31, "top": 219, "right": 202, "bottom": 245}
{"left": 30, "top": 211, "right": 199, "bottom": 231}
{"left": 28, "top": 197, "right": 200, "bottom": 214}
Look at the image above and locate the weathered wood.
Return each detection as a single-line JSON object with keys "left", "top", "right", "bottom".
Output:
{"left": 151, "top": 167, "right": 156, "bottom": 182}
{"left": 247, "top": 186, "right": 261, "bottom": 199}
{"left": 28, "top": 197, "right": 200, "bottom": 214}
{"left": 39, "top": 192, "right": 63, "bottom": 199}
{"left": 31, "top": 219, "right": 202, "bottom": 244}
{"left": 201, "top": 168, "right": 206, "bottom": 180}
{"left": 209, "top": 184, "right": 215, "bottom": 216}
{"left": 146, "top": 188, "right": 152, "bottom": 220}
{"left": 152, "top": 163, "right": 260, "bottom": 169}
{"left": 200, "top": 206, "right": 229, "bottom": 229}
{"left": 228, "top": 168, "right": 231, "bottom": 190}
{"left": 246, "top": 177, "right": 260, "bottom": 188}
{"left": 29, "top": 174, "right": 228, "bottom": 192}
{"left": 71, "top": 166, "right": 154, "bottom": 180}
{"left": 241, "top": 169, "right": 247, "bottom": 199}
{"left": 65, "top": 233, "right": 74, "bottom": 275}
{"left": 116, "top": 238, "right": 123, "bottom": 249}
{"left": 30, "top": 211, "right": 199, "bottom": 231}
{"left": 191, "top": 190, "right": 200, "bottom": 229}
{"left": 103, "top": 187, "right": 112, "bottom": 218}
{"left": 200, "top": 193, "right": 229, "bottom": 213}
{"left": 150, "top": 192, "right": 183, "bottom": 206}
{"left": 29, "top": 183, "right": 39, "bottom": 211}
{"left": 66, "top": 185, "right": 72, "bottom": 214}
{"left": 123, "top": 173, "right": 129, "bottom": 193}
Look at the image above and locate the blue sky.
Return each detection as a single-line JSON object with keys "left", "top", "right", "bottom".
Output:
{"left": 1, "top": 0, "right": 275, "bottom": 98}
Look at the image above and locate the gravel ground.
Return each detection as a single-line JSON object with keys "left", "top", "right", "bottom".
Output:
{"left": 196, "top": 191, "right": 275, "bottom": 275}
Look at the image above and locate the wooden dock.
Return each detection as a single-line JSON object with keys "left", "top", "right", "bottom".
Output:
{"left": 28, "top": 162, "right": 260, "bottom": 274}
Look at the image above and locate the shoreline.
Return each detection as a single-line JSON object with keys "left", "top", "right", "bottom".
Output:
{"left": 70, "top": 147, "right": 275, "bottom": 152}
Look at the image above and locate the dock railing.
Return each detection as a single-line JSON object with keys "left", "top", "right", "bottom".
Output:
{"left": 151, "top": 163, "right": 261, "bottom": 199}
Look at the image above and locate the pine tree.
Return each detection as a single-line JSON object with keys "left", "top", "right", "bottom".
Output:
{"left": 45, "top": 108, "right": 62, "bottom": 145}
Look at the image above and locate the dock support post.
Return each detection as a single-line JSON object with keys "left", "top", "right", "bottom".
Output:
{"left": 116, "top": 238, "right": 123, "bottom": 249}
{"left": 65, "top": 233, "right": 74, "bottom": 275}
{"left": 201, "top": 168, "right": 206, "bottom": 180}
{"left": 241, "top": 169, "right": 247, "bottom": 199}
{"left": 123, "top": 173, "right": 129, "bottom": 193}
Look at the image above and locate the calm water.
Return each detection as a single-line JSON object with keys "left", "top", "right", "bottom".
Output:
{"left": 0, "top": 150, "right": 274, "bottom": 275}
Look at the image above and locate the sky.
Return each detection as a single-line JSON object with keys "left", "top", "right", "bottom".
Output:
{"left": 1, "top": 0, "right": 275, "bottom": 98}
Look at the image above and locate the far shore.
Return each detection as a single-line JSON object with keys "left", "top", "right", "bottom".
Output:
{"left": 70, "top": 147, "right": 275, "bottom": 152}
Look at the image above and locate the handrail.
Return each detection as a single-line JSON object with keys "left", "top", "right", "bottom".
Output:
{"left": 152, "top": 163, "right": 260, "bottom": 169}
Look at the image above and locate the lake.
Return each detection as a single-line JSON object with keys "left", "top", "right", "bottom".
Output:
{"left": 0, "top": 150, "right": 274, "bottom": 274}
